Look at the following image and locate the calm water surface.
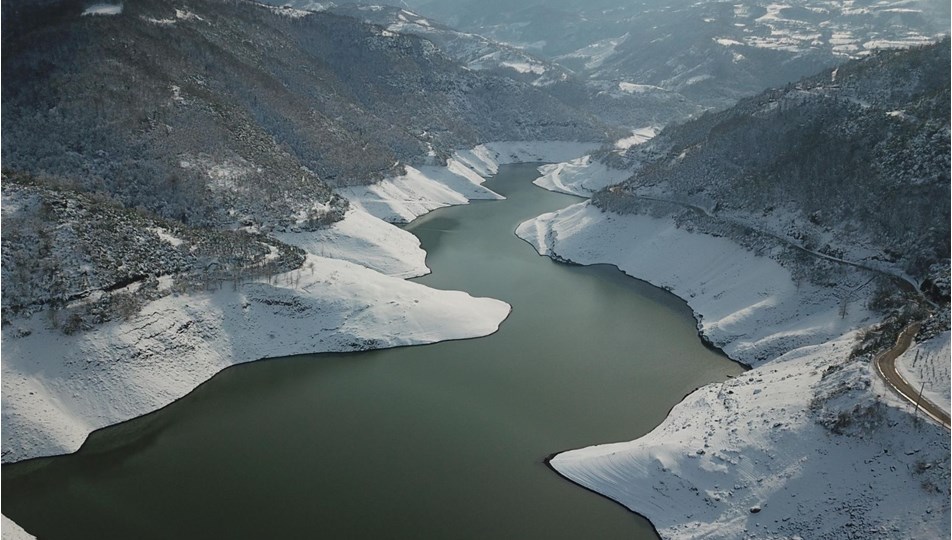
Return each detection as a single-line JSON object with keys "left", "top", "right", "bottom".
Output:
{"left": 3, "top": 163, "right": 744, "bottom": 539}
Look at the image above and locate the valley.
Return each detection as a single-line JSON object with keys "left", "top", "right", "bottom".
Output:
{"left": 1, "top": 0, "right": 949, "bottom": 538}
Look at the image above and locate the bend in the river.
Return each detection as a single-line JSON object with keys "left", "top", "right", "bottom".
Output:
{"left": 2, "top": 163, "right": 745, "bottom": 539}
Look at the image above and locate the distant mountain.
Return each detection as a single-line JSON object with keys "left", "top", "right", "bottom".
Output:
{"left": 595, "top": 40, "right": 950, "bottom": 285}
{"left": 300, "top": 2, "right": 702, "bottom": 127}
{"left": 382, "top": 0, "right": 949, "bottom": 110}
{"left": 2, "top": 0, "right": 606, "bottom": 230}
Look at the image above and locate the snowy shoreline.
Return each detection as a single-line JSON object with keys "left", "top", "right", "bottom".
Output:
{"left": 518, "top": 156, "right": 950, "bottom": 538}
{"left": 0, "top": 140, "right": 600, "bottom": 469}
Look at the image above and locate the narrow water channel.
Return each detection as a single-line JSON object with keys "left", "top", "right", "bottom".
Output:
{"left": 2, "top": 163, "right": 744, "bottom": 539}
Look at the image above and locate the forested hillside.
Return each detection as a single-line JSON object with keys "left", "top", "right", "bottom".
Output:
{"left": 2, "top": 0, "right": 606, "bottom": 229}
{"left": 595, "top": 41, "right": 950, "bottom": 287}
{"left": 1, "top": 172, "right": 304, "bottom": 328}
{"left": 1, "top": 0, "right": 610, "bottom": 330}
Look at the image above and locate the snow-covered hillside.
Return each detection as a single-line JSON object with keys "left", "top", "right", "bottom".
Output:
{"left": 342, "top": 141, "right": 600, "bottom": 223}
{"left": 518, "top": 202, "right": 877, "bottom": 366}
{"left": 599, "top": 41, "right": 950, "bottom": 287}
{"left": 895, "top": 331, "right": 952, "bottom": 417}
{"left": 518, "top": 197, "right": 950, "bottom": 539}
{"left": 1, "top": 141, "right": 596, "bottom": 465}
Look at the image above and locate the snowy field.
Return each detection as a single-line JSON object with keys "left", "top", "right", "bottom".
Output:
{"left": 518, "top": 190, "right": 950, "bottom": 538}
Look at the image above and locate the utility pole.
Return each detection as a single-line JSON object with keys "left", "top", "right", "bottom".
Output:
{"left": 913, "top": 380, "right": 926, "bottom": 423}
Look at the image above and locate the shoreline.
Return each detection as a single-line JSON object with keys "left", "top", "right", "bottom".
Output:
{"left": 1, "top": 140, "right": 600, "bottom": 467}
{"left": 519, "top": 167, "right": 949, "bottom": 538}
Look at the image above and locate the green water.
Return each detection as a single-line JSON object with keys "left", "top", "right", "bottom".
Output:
{"left": 2, "top": 163, "right": 744, "bottom": 539}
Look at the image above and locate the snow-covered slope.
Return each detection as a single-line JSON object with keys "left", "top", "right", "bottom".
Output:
{"left": 1, "top": 515, "right": 35, "bottom": 540}
{"left": 1, "top": 254, "right": 510, "bottom": 462}
{"left": 517, "top": 201, "right": 949, "bottom": 538}
{"left": 895, "top": 331, "right": 951, "bottom": 416}
{"left": 518, "top": 202, "right": 875, "bottom": 365}
{"left": 342, "top": 141, "right": 600, "bottom": 223}
{"left": 530, "top": 129, "right": 657, "bottom": 197}
{"left": 339, "top": 160, "right": 503, "bottom": 224}
{"left": 533, "top": 156, "right": 630, "bottom": 198}
{"left": 1, "top": 141, "right": 597, "bottom": 465}
{"left": 275, "top": 208, "right": 429, "bottom": 278}
{"left": 551, "top": 332, "right": 950, "bottom": 540}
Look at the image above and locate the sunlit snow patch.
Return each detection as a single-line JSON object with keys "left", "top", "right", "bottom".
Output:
{"left": 82, "top": 3, "right": 122, "bottom": 16}
{"left": 618, "top": 82, "right": 665, "bottom": 94}
{"left": 615, "top": 126, "right": 658, "bottom": 151}
{"left": 500, "top": 61, "right": 546, "bottom": 75}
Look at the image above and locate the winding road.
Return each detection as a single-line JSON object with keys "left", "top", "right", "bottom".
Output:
{"left": 874, "top": 322, "right": 951, "bottom": 429}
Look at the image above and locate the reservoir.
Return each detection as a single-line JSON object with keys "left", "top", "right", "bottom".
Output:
{"left": 3, "top": 163, "right": 745, "bottom": 538}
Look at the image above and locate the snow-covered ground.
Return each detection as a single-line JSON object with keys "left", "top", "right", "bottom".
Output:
{"left": 534, "top": 156, "right": 631, "bottom": 198}
{"left": 0, "top": 515, "right": 34, "bottom": 540}
{"left": 81, "top": 3, "right": 122, "bottom": 16}
{"left": 531, "top": 131, "right": 653, "bottom": 197}
{"left": 341, "top": 141, "right": 599, "bottom": 223}
{"left": 1, "top": 140, "right": 598, "bottom": 465}
{"left": 895, "top": 331, "right": 951, "bottom": 416}
{"left": 518, "top": 202, "right": 875, "bottom": 365}
{"left": 1, "top": 254, "right": 510, "bottom": 462}
{"left": 275, "top": 208, "right": 429, "bottom": 279}
{"left": 517, "top": 200, "right": 950, "bottom": 539}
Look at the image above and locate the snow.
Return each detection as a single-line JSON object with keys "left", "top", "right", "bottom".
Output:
{"left": 714, "top": 37, "right": 744, "bottom": 47}
{"left": 499, "top": 61, "right": 546, "bottom": 75}
{"left": 1, "top": 254, "right": 510, "bottom": 463}
{"left": 557, "top": 33, "right": 629, "bottom": 70}
{"left": 341, "top": 141, "right": 599, "bottom": 223}
{"left": 517, "top": 202, "right": 875, "bottom": 366}
{"left": 895, "top": 331, "right": 951, "bottom": 416}
{"left": 264, "top": 5, "right": 311, "bottom": 18}
{"left": 533, "top": 157, "right": 630, "bottom": 197}
{"left": 174, "top": 9, "right": 203, "bottom": 21}
{"left": 452, "top": 141, "right": 601, "bottom": 177}
{"left": 517, "top": 199, "right": 949, "bottom": 538}
{"left": 614, "top": 126, "right": 658, "bottom": 151}
{"left": 1, "top": 515, "right": 34, "bottom": 540}
{"left": 275, "top": 208, "right": 428, "bottom": 279}
{"left": 149, "top": 227, "right": 184, "bottom": 247}
{"left": 1, "top": 140, "right": 598, "bottom": 466}
{"left": 81, "top": 3, "right": 122, "bottom": 16}
{"left": 529, "top": 132, "right": 654, "bottom": 197}
{"left": 339, "top": 161, "right": 502, "bottom": 224}
{"left": 284, "top": 1, "right": 331, "bottom": 11}
{"left": 864, "top": 37, "right": 935, "bottom": 50}
{"left": 551, "top": 332, "right": 950, "bottom": 540}
{"left": 617, "top": 82, "right": 665, "bottom": 94}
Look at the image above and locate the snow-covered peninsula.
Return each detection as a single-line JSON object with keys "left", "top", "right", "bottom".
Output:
{"left": 518, "top": 162, "right": 950, "bottom": 538}
{"left": 1, "top": 141, "right": 597, "bottom": 465}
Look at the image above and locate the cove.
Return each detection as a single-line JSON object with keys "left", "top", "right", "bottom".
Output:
{"left": 2, "top": 163, "right": 745, "bottom": 539}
